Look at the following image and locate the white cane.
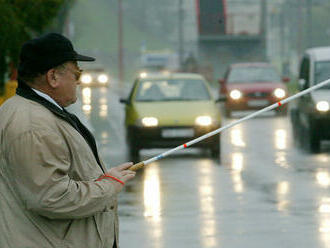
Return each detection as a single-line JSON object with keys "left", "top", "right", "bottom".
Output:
{"left": 129, "top": 78, "right": 330, "bottom": 171}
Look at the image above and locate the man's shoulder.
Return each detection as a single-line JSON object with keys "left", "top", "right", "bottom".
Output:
{"left": 1, "top": 95, "right": 45, "bottom": 110}
{"left": 0, "top": 95, "right": 62, "bottom": 135}
{"left": 1, "top": 95, "right": 56, "bottom": 118}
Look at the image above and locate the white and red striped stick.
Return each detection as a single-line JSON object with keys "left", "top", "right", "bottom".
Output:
{"left": 129, "top": 78, "right": 330, "bottom": 171}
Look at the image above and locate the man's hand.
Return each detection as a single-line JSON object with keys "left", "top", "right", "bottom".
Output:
{"left": 104, "top": 162, "right": 136, "bottom": 193}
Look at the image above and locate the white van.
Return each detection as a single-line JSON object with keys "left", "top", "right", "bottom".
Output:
{"left": 298, "top": 47, "right": 330, "bottom": 89}
{"left": 291, "top": 46, "right": 330, "bottom": 152}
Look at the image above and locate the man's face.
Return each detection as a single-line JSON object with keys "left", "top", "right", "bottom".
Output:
{"left": 55, "top": 61, "right": 82, "bottom": 107}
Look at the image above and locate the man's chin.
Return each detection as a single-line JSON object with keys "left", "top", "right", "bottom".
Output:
{"left": 71, "top": 96, "right": 78, "bottom": 104}
{"left": 63, "top": 98, "right": 77, "bottom": 108}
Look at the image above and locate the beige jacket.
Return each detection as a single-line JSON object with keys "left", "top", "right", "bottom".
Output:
{"left": 0, "top": 95, "right": 119, "bottom": 248}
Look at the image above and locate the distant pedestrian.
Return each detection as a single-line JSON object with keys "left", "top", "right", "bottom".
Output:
{"left": 0, "top": 33, "right": 135, "bottom": 248}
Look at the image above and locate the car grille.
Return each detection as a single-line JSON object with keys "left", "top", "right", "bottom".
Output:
{"left": 246, "top": 92, "right": 270, "bottom": 98}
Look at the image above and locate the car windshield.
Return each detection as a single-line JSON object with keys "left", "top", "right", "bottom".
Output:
{"left": 227, "top": 66, "right": 281, "bottom": 83}
{"left": 135, "top": 79, "right": 211, "bottom": 102}
{"left": 314, "top": 61, "right": 330, "bottom": 88}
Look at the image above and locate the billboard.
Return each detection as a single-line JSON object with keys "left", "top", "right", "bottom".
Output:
{"left": 226, "top": 0, "right": 261, "bottom": 35}
{"left": 197, "top": 0, "right": 226, "bottom": 35}
{"left": 197, "top": 0, "right": 261, "bottom": 36}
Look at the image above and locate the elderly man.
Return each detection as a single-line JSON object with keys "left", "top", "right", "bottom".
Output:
{"left": 0, "top": 33, "right": 135, "bottom": 247}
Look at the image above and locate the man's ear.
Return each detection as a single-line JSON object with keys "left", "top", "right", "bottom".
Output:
{"left": 46, "top": 69, "right": 59, "bottom": 88}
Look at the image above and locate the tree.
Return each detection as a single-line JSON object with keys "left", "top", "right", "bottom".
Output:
{"left": 0, "top": 0, "right": 74, "bottom": 94}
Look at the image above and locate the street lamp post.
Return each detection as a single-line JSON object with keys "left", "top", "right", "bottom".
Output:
{"left": 178, "top": 0, "right": 184, "bottom": 69}
{"left": 118, "top": 0, "right": 124, "bottom": 86}
{"left": 306, "top": 0, "right": 313, "bottom": 48}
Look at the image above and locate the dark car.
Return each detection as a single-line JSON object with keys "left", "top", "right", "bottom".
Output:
{"left": 79, "top": 65, "right": 110, "bottom": 87}
{"left": 219, "top": 63, "right": 289, "bottom": 117}
{"left": 291, "top": 47, "right": 330, "bottom": 152}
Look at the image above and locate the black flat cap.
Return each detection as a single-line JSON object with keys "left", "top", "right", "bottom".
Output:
{"left": 18, "top": 33, "right": 95, "bottom": 75}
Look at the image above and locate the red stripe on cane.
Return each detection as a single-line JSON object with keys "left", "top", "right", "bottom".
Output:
{"left": 278, "top": 101, "right": 282, "bottom": 107}
{"left": 184, "top": 144, "right": 187, "bottom": 148}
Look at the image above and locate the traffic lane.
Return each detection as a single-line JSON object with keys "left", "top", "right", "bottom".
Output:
{"left": 118, "top": 113, "right": 330, "bottom": 248}
{"left": 78, "top": 88, "right": 330, "bottom": 247}
{"left": 221, "top": 113, "right": 330, "bottom": 247}
{"left": 119, "top": 152, "right": 304, "bottom": 248}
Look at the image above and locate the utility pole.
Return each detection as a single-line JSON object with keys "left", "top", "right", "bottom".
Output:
{"left": 261, "top": 0, "right": 267, "bottom": 60}
{"left": 279, "top": 2, "right": 285, "bottom": 62}
{"left": 178, "top": 0, "right": 184, "bottom": 69}
{"left": 297, "top": 0, "right": 303, "bottom": 55}
{"left": 306, "top": 0, "right": 312, "bottom": 48}
{"left": 118, "top": 0, "right": 124, "bottom": 86}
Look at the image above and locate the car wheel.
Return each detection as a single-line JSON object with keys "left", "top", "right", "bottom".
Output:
{"left": 126, "top": 127, "right": 140, "bottom": 162}
{"left": 291, "top": 110, "right": 304, "bottom": 148}
{"left": 307, "top": 129, "right": 321, "bottom": 153}
{"left": 292, "top": 122, "right": 302, "bottom": 147}
{"left": 210, "top": 139, "right": 221, "bottom": 162}
{"left": 211, "top": 147, "right": 220, "bottom": 158}
{"left": 300, "top": 123, "right": 320, "bottom": 153}
{"left": 297, "top": 125, "right": 305, "bottom": 148}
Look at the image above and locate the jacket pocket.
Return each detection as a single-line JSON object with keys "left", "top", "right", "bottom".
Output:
{"left": 94, "top": 211, "right": 116, "bottom": 246}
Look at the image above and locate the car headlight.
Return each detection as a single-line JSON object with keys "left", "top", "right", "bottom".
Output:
{"left": 316, "top": 101, "right": 329, "bottom": 112}
{"left": 229, "top": 90, "right": 242, "bottom": 100}
{"left": 273, "top": 88, "right": 286, "bottom": 98}
{"left": 140, "top": 72, "right": 147, "bottom": 78}
{"left": 97, "top": 74, "right": 108, "bottom": 84}
{"left": 141, "top": 117, "right": 158, "bottom": 127}
{"left": 81, "top": 74, "right": 92, "bottom": 84}
{"left": 195, "top": 116, "right": 212, "bottom": 126}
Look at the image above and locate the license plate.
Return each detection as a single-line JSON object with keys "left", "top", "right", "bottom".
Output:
{"left": 161, "top": 128, "right": 194, "bottom": 138}
{"left": 247, "top": 100, "right": 269, "bottom": 107}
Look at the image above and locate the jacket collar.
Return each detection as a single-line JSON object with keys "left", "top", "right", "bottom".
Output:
{"left": 16, "top": 81, "right": 105, "bottom": 173}
{"left": 16, "top": 81, "right": 68, "bottom": 120}
{"left": 31, "top": 88, "right": 63, "bottom": 110}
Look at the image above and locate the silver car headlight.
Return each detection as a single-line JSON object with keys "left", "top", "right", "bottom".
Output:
{"left": 81, "top": 74, "right": 92, "bottom": 84}
{"left": 97, "top": 74, "right": 108, "bottom": 84}
{"left": 316, "top": 101, "right": 329, "bottom": 112}
{"left": 229, "top": 90, "right": 242, "bottom": 100}
{"left": 141, "top": 117, "right": 158, "bottom": 127}
{"left": 273, "top": 88, "right": 286, "bottom": 98}
{"left": 195, "top": 116, "right": 212, "bottom": 126}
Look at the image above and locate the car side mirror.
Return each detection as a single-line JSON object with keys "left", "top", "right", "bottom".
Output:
{"left": 119, "top": 98, "right": 129, "bottom": 104}
{"left": 218, "top": 78, "right": 225, "bottom": 85}
{"left": 218, "top": 79, "right": 226, "bottom": 94}
{"left": 216, "top": 95, "right": 227, "bottom": 103}
{"left": 298, "top": 78, "right": 306, "bottom": 90}
{"left": 282, "top": 77, "right": 290, "bottom": 83}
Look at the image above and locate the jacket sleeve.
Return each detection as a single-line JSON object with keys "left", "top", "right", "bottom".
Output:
{"left": 7, "top": 129, "right": 117, "bottom": 220}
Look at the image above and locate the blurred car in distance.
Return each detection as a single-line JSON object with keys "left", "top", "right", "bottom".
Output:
{"left": 290, "top": 46, "right": 330, "bottom": 152}
{"left": 79, "top": 65, "right": 110, "bottom": 87}
{"left": 219, "top": 62, "right": 289, "bottom": 117}
{"left": 137, "top": 50, "right": 180, "bottom": 79}
{"left": 120, "top": 72, "right": 224, "bottom": 162}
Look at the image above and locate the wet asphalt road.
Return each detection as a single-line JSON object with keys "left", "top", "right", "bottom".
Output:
{"left": 70, "top": 86, "right": 330, "bottom": 248}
